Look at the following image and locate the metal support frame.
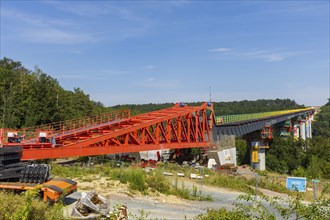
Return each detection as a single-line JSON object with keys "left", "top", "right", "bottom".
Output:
{"left": 2, "top": 103, "right": 214, "bottom": 160}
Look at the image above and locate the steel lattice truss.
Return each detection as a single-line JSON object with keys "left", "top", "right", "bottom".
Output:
{"left": 1, "top": 103, "right": 214, "bottom": 160}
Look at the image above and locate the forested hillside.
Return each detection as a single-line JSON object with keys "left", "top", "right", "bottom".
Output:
{"left": 265, "top": 100, "right": 330, "bottom": 179}
{"left": 111, "top": 99, "right": 305, "bottom": 116}
{"left": 0, "top": 58, "right": 105, "bottom": 128}
{"left": 313, "top": 100, "right": 330, "bottom": 138}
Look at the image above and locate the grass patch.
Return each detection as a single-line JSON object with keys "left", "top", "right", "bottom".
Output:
{"left": 51, "top": 161, "right": 305, "bottom": 201}
{"left": 250, "top": 175, "right": 288, "bottom": 193}
{"left": 202, "top": 172, "right": 255, "bottom": 194}
{"left": 52, "top": 162, "right": 212, "bottom": 201}
{"left": 110, "top": 168, "right": 148, "bottom": 193}
{"left": 0, "top": 190, "right": 64, "bottom": 220}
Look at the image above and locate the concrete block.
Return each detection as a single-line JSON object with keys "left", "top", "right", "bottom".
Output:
{"left": 190, "top": 173, "right": 197, "bottom": 179}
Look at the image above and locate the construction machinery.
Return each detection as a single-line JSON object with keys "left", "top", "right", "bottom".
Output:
{"left": 0, "top": 146, "right": 77, "bottom": 203}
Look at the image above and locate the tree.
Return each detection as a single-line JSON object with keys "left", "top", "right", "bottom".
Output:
{"left": 313, "top": 101, "right": 330, "bottom": 138}
{"left": 236, "top": 138, "right": 249, "bottom": 165}
{"left": 0, "top": 57, "right": 104, "bottom": 128}
{"left": 266, "top": 137, "right": 306, "bottom": 174}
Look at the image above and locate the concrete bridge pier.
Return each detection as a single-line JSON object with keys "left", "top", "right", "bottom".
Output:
{"left": 250, "top": 140, "right": 268, "bottom": 171}
{"left": 293, "top": 122, "right": 300, "bottom": 139}
{"left": 299, "top": 120, "right": 306, "bottom": 140}
{"left": 293, "top": 115, "right": 313, "bottom": 140}
{"left": 309, "top": 115, "right": 313, "bottom": 138}
{"left": 305, "top": 116, "right": 312, "bottom": 139}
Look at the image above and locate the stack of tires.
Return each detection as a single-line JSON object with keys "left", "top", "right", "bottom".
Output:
{"left": 0, "top": 146, "right": 26, "bottom": 182}
{"left": 20, "top": 164, "right": 50, "bottom": 184}
{"left": 0, "top": 146, "right": 50, "bottom": 183}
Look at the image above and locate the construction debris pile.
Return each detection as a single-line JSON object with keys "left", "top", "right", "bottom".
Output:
{"left": 71, "top": 191, "right": 127, "bottom": 220}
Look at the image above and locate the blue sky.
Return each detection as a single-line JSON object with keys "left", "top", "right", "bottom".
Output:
{"left": 1, "top": 1, "right": 329, "bottom": 106}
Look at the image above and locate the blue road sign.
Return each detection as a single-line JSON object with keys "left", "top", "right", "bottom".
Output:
{"left": 286, "top": 177, "right": 307, "bottom": 192}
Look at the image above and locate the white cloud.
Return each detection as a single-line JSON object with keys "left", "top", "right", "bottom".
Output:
{"left": 210, "top": 48, "right": 315, "bottom": 62}
{"left": 242, "top": 50, "right": 286, "bottom": 62}
{"left": 2, "top": 8, "right": 94, "bottom": 44}
{"left": 67, "top": 50, "right": 83, "bottom": 54}
{"left": 22, "top": 28, "right": 93, "bottom": 44}
{"left": 46, "top": 1, "right": 111, "bottom": 16}
{"left": 55, "top": 69, "right": 132, "bottom": 80}
{"left": 146, "top": 65, "right": 156, "bottom": 70}
{"left": 209, "top": 48, "right": 232, "bottom": 52}
{"left": 266, "top": 54, "right": 285, "bottom": 62}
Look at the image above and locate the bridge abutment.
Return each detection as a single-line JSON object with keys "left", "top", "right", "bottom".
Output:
{"left": 208, "top": 134, "right": 237, "bottom": 168}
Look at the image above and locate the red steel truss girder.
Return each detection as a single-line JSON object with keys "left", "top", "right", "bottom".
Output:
{"left": 21, "top": 103, "right": 214, "bottom": 160}
{"left": 22, "top": 142, "right": 211, "bottom": 160}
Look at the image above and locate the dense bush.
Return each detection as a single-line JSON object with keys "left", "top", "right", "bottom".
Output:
{"left": 194, "top": 208, "right": 250, "bottom": 220}
{"left": 313, "top": 100, "right": 330, "bottom": 138}
{"left": 266, "top": 135, "right": 330, "bottom": 179}
{"left": 236, "top": 138, "right": 249, "bottom": 165}
{"left": 195, "top": 194, "right": 330, "bottom": 220}
{"left": 266, "top": 99, "right": 330, "bottom": 180}
{"left": 266, "top": 137, "right": 306, "bottom": 174}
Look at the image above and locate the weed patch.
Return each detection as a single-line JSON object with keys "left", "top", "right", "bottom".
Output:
{"left": 0, "top": 191, "right": 64, "bottom": 220}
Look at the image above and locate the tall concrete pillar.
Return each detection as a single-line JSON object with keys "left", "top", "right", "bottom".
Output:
{"left": 300, "top": 121, "right": 306, "bottom": 140}
{"left": 250, "top": 142, "right": 259, "bottom": 169}
{"left": 305, "top": 120, "right": 310, "bottom": 139}
{"left": 293, "top": 124, "right": 299, "bottom": 140}
{"left": 309, "top": 119, "right": 312, "bottom": 138}
{"left": 250, "top": 141, "right": 266, "bottom": 171}
{"left": 296, "top": 125, "right": 300, "bottom": 139}
{"left": 259, "top": 148, "right": 266, "bottom": 171}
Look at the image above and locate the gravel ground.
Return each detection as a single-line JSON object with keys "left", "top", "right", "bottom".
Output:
{"left": 62, "top": 168, "right": 293, "bottom": 220}
{"left": 63, "top": 180, "right": 244, "bottom": 219}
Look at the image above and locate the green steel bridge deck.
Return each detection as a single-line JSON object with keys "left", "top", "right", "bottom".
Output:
{"left": 215, "top": 108, "right": 312, "bottom": 125}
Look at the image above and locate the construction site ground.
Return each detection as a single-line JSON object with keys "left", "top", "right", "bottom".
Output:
{"left": 62, "top": 168, "right": 291, "bottom": 219}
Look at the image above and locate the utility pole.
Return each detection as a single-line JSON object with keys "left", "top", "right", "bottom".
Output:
{"left": 312, "top": 179, "right": 320, "bottom": 202}
{"left": 255, "top": 173, "right": 259, "bottom": 202}
{"left": 199, "top": 166, "right": 204, "bottom": 196}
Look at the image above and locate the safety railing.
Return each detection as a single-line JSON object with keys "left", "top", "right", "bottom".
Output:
{"left": 215, "top": 108, "right": 311, "bottom": 125}
{"left": 1, "top": 109, "right": 130, "bottom": 143}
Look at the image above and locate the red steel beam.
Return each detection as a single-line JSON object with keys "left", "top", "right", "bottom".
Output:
{"left": 17, "top": 102, "right": 214, "bottom": 160}
{"left": 22, "top": 142, "right": 211, "bottom": 160}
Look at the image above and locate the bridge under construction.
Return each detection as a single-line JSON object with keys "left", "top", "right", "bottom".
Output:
{"left": 0, "top": 102, "right": 314, "bottom": 170}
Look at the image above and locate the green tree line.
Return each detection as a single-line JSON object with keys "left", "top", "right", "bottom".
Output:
{"left": 265, "top": 100, "right": 330, "bottom": 179}
{"left": 0, "top": 58, "right": 105, "bottom": 128}
{"left": 111, "top": 99, "right": 304, "bottom": 116}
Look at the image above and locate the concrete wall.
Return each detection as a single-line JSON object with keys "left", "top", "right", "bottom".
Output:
{"left": 208, "top": 134, "right": 237, "bottom": 166}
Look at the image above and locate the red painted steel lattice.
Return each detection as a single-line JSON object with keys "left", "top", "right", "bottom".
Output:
{"left": 0, "top": 103, "right": 214, "bottom": 160}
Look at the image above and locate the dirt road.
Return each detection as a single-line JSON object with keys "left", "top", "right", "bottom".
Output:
{"left": 64, "top": 178, "right": 244, "bottom": 219}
